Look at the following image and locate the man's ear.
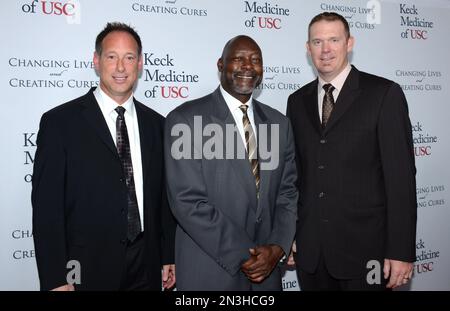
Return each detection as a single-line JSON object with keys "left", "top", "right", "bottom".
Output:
{"left": 217, "top": 58, "right": 224, "bottom": 72}
{"left": 93, "top": 52, "right": 100, "bottom": 71}
{"left": 306, "top": 41, "right": 311, "bottom": 57}
{"left": 347, "top": 36, "right": 355, "bottom": 53}
{"left": 138, "top": 54, "right": 143, "bottom": 71}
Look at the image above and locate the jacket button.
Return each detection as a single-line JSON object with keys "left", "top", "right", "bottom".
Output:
{"left": 318, "top": 165, "right": 325, "bottom": 169}
{"left": 318, "top": 192, "right": 325, "bottom": 198}
{"left": 320, "top": 139, "right": 327, "bottom": 144}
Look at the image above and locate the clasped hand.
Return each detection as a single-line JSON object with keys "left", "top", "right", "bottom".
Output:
{"left": 240, "top": 245, "right": 284, "bottom": 283}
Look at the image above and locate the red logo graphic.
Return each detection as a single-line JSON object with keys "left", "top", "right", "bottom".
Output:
{"left": 144, "top": 85, "right": 189, "bottom": 99}
{"left": 414, "top": 146, "right": 431, "bottom": 157}
{"left": 161, "top": 86, "right": 189, "bottom": 99}
{"left": 258, "top": 17, "right": 281, "bottom": 29}
{"left": 245, "top": 16, "right": 283, "bottom": 29}
{"left": 414, "top": 262, "right": 433, "bottom": 274}
{"left": 22, "top": 0, "right": 76, "bottom": 16}
{"left": 409, "top": 29, "right": 428, "bottom": 40}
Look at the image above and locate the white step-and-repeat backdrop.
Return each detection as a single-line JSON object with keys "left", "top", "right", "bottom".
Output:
{"left": 1, "top": 0, "right": 449, "bottom": 290}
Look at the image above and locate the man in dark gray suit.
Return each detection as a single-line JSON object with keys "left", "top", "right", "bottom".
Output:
{"left": 164, "top": 35, "right": 298, "bottom": 290}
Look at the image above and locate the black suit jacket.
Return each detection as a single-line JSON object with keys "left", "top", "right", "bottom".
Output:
{"left": 32, "top": 88, "right": 175, "bottom": 290}
{"left": 286, "top": 66, "right": 417, "bottom": 279}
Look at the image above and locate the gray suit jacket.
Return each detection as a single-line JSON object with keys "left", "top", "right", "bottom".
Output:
{"left": 164, "top": 88, "right": 298, "bottom": 290}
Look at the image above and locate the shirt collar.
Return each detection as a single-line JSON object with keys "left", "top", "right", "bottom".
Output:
{"left": 318, "top": 62, "right": 352, "bottom": 93}
{"left": 219, "top": 85, "right": 253, "bottom": 114}
{"left": 94, "top": 87, "right": 136, "bottom": 118}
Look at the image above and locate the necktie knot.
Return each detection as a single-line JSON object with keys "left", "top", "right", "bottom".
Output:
{"left": 323, "top": 83, "right": 335, "bottom": 94}
{"left": 115, "top": 106, "right": 126, "bottom": 119}
{"left": 239, "top": 104, "right": 249, "bottom": 115}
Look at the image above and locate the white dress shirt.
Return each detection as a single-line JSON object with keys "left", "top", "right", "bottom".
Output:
{"left": 220, "top": 85, "right": 258, "bottom": 149}
{"left": 94, "top": 87, "right": 144, "bottom": 229}
{"left": 317, "top": 62, "right": 352, "bottom": 122}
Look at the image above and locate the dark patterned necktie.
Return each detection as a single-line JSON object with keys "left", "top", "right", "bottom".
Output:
{"left": 239, "top": 104, "right": 260, "bottom": 194}
{"left": 321, "top": 83, "right": 335, "bottom": 128}
{"left": 115, "top": 106, "right": 141, "bottom": 242}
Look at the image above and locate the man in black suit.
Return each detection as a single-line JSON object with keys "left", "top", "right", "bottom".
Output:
{"left": 32, "top": 22, "right": 176, "bottom": 291}
{"left": 286, "top": 12, "right": 417, "bottom": 290}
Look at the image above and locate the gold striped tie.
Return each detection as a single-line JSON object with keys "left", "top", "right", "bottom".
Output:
{"left": 239, "top": 104, "right": 260, "bottom": 193}
{"left": 321, "top": 83, "right": 335, "bottom": 128}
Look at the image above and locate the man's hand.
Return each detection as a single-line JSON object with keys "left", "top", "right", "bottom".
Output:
{"left": 51, "top": 284, "right": 75, "bottom": 291}
{"left": 162, "top": 264, "right": 176, "bottom": 290}
{"left": 384, "top": 259, "right": 413, "bottom": 289}
{"left": 287, "top": 240, "right": 296, "bottom": 266}
{"left": 241, "top": 245, "right": 284, "bottom": 283}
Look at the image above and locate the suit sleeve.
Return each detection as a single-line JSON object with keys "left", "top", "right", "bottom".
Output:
{"left": 377, "top": 82, "right": 417, "bottom": 262}
{"left": 286, "top": 94, "right": 302, "bottom": 192}
{"left": 160, "top": 118, "right": 176, "bottom": 265}
{"left": 31, "top": 113, "right": 68, "bottom": 290}
{"left": 266, "top": 119, "right": 299, "bottom": 257}
{"left": 164, "top": 110, "right": 255, "bottom": 276}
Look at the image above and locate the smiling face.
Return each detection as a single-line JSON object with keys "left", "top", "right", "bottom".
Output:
{"left": 307, "top": 19, "right": 354, "bottom": 82}
{"left": 93, "top": 30, "right": 143, "bottom": 104}
{"left": 217, "top": 36, "right": 263, "bottom": 103}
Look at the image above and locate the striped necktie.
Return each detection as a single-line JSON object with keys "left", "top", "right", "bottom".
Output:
{"left": 321, "top": 83, "right": 335, "bottom": 128}
{"left": 239, "top": 104, "right": 260, "bottom": 194}
{"left": 115, "top": 106, "right": 142, "bottom": 242}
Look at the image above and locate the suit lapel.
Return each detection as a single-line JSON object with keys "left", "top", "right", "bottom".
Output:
{"left": 253, "top": 100, "right": 270, "bottom": 215}
{"left": 323, "top": 66, "right": 361, "bottom": 135}
{"left": 135, "top": 100, "right": 153, "bottom": 182}
{"left": 81, "top": 89, "right": 119, "bottom": 158}
{"left": 210, "top": 88, "right": 258, "bottom": 210}
{"left": 304, "top": 79, "right": 322, "bottom": 135}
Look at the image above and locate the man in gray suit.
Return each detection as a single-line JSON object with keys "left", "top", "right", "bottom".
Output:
{"left": 164, "top": 35, "right": 298, "bottom": 290}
